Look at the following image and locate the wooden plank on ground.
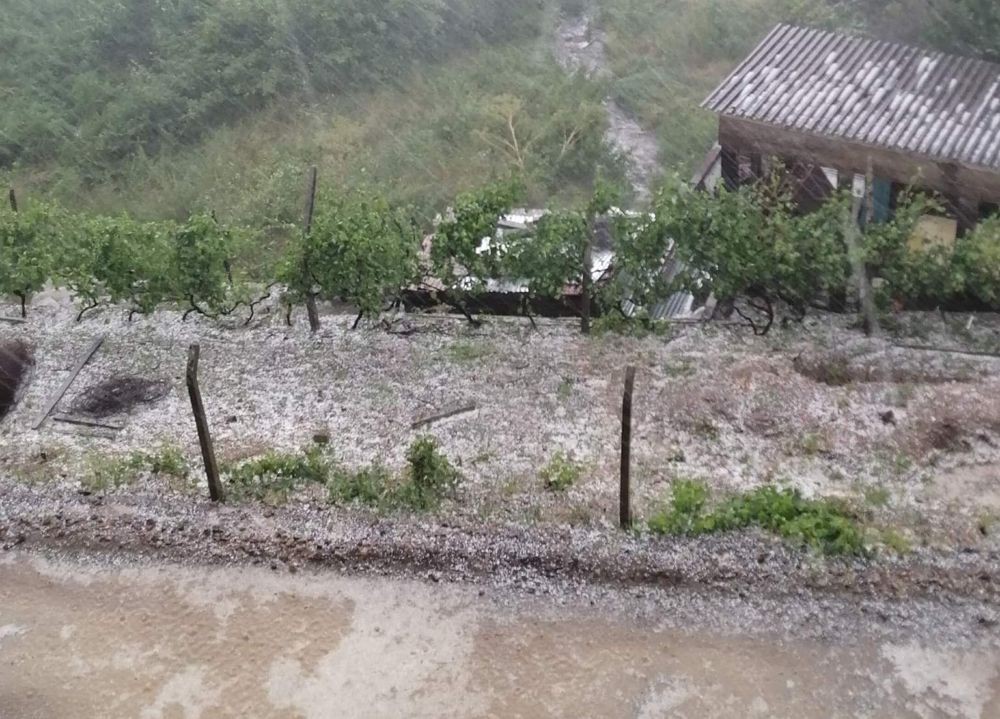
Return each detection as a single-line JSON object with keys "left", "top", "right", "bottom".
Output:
{"left": 411, "top": 402, "right": 477, "bottom": 430}
{"left": 892, "top": 343, "right": 1000, "bottom": 359}
{"left": 52, "top": 414, "right": 124, "bottom": 431}
{"left": 33, "top": 335, "right": 105, "bottom": 430}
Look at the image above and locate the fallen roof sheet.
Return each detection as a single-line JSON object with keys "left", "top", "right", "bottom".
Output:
{"left": 703, "top": 24, "right": 1000, "bottom": 171}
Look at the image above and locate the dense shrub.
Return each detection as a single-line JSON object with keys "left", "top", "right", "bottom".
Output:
{"left": 0, "top": 0, "right": 547, "bottom": 173}
{"left": 222, "top": 438, "right": 461, "bottom": 510}
{"left": 402, "top": 436, "right": 462, "bottom": 510}
{"left": 1, "top": 183, "right": 993, "bottom": 329}
{"left": 648, "top": 480, "right": 867, "bottom": 556}
{"left": 67, "top": 215, "right": 173, "bottom": 318}
{"left": 540, "top": 451, "right": 584, "bottom": 491}
{"left": 225, "top": 447, "right": 332, "bottom": 504}
{"left": 862, "top": 193, "right": 965, "bottom": 307}
{"left": 957, "top": 216, "right": 1000, "bottom": 307}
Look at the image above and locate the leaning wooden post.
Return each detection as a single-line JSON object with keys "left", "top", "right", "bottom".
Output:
{"left": 8, "top": 188, "right": 17, "bottom": 213}
{"left": 186, "top": 344, "right": 224, "bottom": 502}
{"left": 620, "top": 365, "right": 637, "bottom": 529}
{"left": 302, "top": 166, "right": 321, "bottom": 332}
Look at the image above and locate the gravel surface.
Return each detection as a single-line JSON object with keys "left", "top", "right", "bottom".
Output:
{"left": 2, "top": 476, "right": 999, "bottom": 613}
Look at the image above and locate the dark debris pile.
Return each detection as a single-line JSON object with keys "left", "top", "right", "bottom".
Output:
{"left": 71, "top": 375, "right": 170, "bottom": 418}
{"left": 0, "top": 340, "right": 33, "bottom": 420}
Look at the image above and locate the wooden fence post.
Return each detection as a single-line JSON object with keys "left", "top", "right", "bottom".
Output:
{"left": 302, "top": 166, "right": 321, "bottom": 332}
{"left": 620, "top": 365, "right": 636, "bottom": 529}
{"left": 581, "top": 231, "right": 593, "bottom": 335}
{"left": 186, "top": 344, "right": 224, "bottom": 502}
{"left": 8, "top": 188, "right": 17, "bottom": 213}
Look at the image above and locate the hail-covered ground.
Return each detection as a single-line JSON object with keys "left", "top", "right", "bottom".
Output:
{"left": 3, "top": 294, "right": 1000, "bottom": 556}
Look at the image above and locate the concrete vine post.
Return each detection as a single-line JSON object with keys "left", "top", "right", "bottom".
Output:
{"left": 186, "top": 344, "right": 224, "bottom": 503}
{"left": 620, "top": 365, "right": 637, "bottom": 529}
{"left": 303, "top": 166, "right": 321, "bottom": 333}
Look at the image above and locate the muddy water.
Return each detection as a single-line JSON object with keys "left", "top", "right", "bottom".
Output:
{"left": 1, "top": 554, "right": 998, "bottom": 719}
{"left": 555, "top": 14, "right": 661, "bottom": 205}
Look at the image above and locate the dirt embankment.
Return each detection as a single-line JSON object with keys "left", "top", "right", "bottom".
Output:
{"left": 3, "top": 478, "right": 1000, "bottom": 613}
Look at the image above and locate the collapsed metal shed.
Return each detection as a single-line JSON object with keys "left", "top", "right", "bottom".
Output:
{"left": 421, "top": 209, "right": 700, "bottom": 321}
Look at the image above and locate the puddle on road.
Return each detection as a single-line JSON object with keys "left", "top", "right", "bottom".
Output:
{"left": 1, "top": 553, "right": 997, "bottom": 718}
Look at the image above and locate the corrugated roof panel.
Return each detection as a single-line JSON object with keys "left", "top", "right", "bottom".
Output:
{"left": 703, "top": 24, "right": 1000, "bottom": 171}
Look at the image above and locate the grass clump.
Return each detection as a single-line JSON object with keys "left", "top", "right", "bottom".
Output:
{"left": 664, "top": 358, "right": 696, "bottom": 378}
{"left": 648, "top": 480, "right": 868, "bottom": 556}
{"left": 445, "top": 341, "right": 492, "bottom": 364}
{"left": 81, "top": 453, "right": 146, "bottom": 493}
{"left": 224, "top": 447, "right": 331, "bottom": 505}
{"left": 147, "top": 446, "right": 189, "bottom": 478}
{"left": 540, "top": 451, "right": 583, "bottom": 492}
{"left": 81, "top": 446, "right": 189, "bottom": 493}
{"left": 978, "top": 513, "right": 999, "bottom": 537}
{"left": 798, "top": 432, "right": 830, "bottom": 457}
{"left": 880, "top": 528, "right": 912, "bottom": 555}
{"left": 329, "top": 464, "right": 395, "bottom": 507}
{"left": 863, "top": 485, "right": 891, "bottom": 508}
{"left": 222, "top": 438, "right": 462, "bottom": 510}
{"left": 399, "top": 436, "right": 462, "bottom": 510}
{"left": 592, "top": 312, "right": 671, "bottom": 338}
{"left": 647, "top": 479, "right": 710, "bottom": 534}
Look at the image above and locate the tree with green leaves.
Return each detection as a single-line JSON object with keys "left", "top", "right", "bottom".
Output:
{"left": 169, "top": 214, "right": 238, "bottom": 319}
{"left": 500, "top": 210, "right": 589, "bottom": 325}
{"left": 0, "top": 202, "right": 69, "bottom": 317}
{"left": 919, "top": 0, "right": 999, "bottom": 62}
{"left": 957, "top": 215, "right": 1000, "bottom": 308}
{"left": 0, "top": 0, "right": 547, "bottom": 173}
{"left": 861, "top": 192, "right": 966, "bottom": 308}
{"left": 65, "top": 214, "right": 173, "bottom": 321}
{"left": 281, "top": 192, "right": 420, "bottom": 328}
{"left": 617, "top": 175, "right": 851, "bottom": 334}
{"left": 429, "top": 181, "right": 521, "bottom": 325}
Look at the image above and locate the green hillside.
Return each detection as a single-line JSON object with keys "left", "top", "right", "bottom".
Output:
{"left": 1, "top": 0, "right": 994, "bottom": 226}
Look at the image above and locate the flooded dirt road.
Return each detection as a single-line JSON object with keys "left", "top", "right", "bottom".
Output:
{"left": 1, "top": 552, "right": 998, "bottom": 719}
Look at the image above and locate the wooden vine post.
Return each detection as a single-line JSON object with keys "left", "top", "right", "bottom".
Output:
{"left": 8, "top": 188, "right": 17, "bottom": 213}
{"left": 619, "top": 365, "right": 637, "bottom": 529}
{"left": 581, "top": 229, "right": 593, "bottom": 335}
{"left": 303, "top": 166, "right": 321, "bottom": 332}
{"left": 186, "top": 344, "right": 224, "bottom": 502}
